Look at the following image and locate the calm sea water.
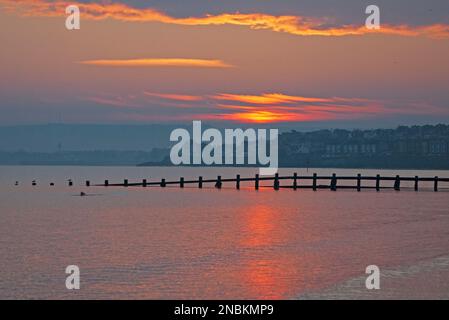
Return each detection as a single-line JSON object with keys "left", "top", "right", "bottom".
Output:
{"left": 0, "top": 166, "right": 449, "bottom": 299}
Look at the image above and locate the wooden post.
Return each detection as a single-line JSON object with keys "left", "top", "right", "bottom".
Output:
{"left": 236, "top": 175, "right": 240, "bottom": 190}
{"left": 414, "top": 176, "right": 419, "bottom": 191}
{"left": 142, "top": 179, "right": 147, "bottom": 187}
{"left": 215, "top": 176, "right": 222, "bottom": 189}
{"left": 394, "top": 175, "right": 400, "bottom": 191}
{"left": 86, "top": 180, "right": 90, "bottom": 187}
{"left": 330, "top": 173, "right": 337, "bottom": 191}
{"left": 124, "top": 179, "right": 128, "bottom": 187}
{"left": 357, "top": 174, "right": 361, "bottom": 192}
{"left": 104, "top": 180, "right": 109, "bottom": 187}
{"left": 434, "top": 176, "right": 439, "bottom": 192}
{"left": 313, "top": 173, "right": 317, "bottom": 191}
{"left": 68, "top": 180, "right": 73, "bottom": 187}
{"left": 198, "top": 176, "right": 203, "bottom": 189}
{"left": 180, "top": 177, "right": 184, "bottom": 188}
{"left": 255, "top": 174, "right": 259, "bottom": 190}
{"left": 376, "top": 174, "right": 380, "bottom": 192}
{"left": 293, "top": 172, "right": 298, "bottom": 190}
{"left": 161, "top": 179, "right": 166, "bottom": 187}
{"left": 274, "top": 173, "right": 280, "bottom": 190}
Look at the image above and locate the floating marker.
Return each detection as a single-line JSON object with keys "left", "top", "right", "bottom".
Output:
{"left": 274, "top": 173, "right": 280, "bottom": 190}
{"left": 331, "top": 173, "right": 337, "bottom": 191}
{"left": 215, "top": 176, "right": 222, "bottom": 189}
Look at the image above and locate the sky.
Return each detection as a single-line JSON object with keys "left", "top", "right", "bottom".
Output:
{"left": 1, "top": 0, "right": 449, "bottom": 127}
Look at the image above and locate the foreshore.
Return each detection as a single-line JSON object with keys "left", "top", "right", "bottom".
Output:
{"left": 297, "top": 255, "right": 449, "bottom": 300}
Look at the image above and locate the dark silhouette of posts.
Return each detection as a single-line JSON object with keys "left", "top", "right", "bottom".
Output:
{"left": 293, "top": 172, "right": 298, "bottom": 190}
{"left": 67, "top": 173, "right": 448, "bottom": 193}
{"left": 274, "top": 173, "right": 280, "bottom": 190}
{"left": 394, "top": 175, "right": 400, "bottom": 191}
{"left": 330, "top": 173, "right": 337, "bottom": 191}
{"left": 215, "top": 176, "right": 222, "bottom": 189}
{"left": 255, "top": 174, "right": 259, "bottom": 190}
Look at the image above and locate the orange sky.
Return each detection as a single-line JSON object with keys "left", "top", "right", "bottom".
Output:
{"left": 0, "top": 0, "right": 449, "bottom": 125}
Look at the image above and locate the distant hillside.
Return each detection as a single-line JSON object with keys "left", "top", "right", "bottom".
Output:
{"left": 0, "top": 149, "right": 169, "bottom": 166}
{"left": 2, "top": 124, "right": 449, "bottom": 170}
{"left": 0, "top": 124, "right": 178, "bottom": 152}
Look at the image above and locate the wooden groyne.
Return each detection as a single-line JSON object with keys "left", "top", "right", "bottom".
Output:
{"left": 70, "top": 173, "right": 449, "bottom": 192}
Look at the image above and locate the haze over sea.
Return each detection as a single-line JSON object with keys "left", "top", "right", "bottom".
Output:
{"left": 1, "top": 166, "right": 449, "bottom": 299}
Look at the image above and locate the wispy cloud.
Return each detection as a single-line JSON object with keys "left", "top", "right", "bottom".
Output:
{"left": 79, "top": 58, "right": 232, "bottom": 68}
{"left": 80, "top": 92, "right": 449, "bottom": 123}
{"left": 2, "top": 0, "right": 449, "bottom": 38}
{"left": 144, "top": 92, "right": 203, "bottom": 101}
{"left": 83, "top": 96, "right": 141, "bottom": 108}
{"left": 212, "top": 93, "right": 333, "bottom": 105}
{"left": 99, "top": 91, "right": 449, "bottom": 123}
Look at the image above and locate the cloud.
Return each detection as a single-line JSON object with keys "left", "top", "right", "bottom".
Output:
{"left": 83, "top": 95, "right": 141, "bottom": 108}
{"left": 212, "top": 93, "right": 333, "bottom": 104}
{"left": 144, "top": 92, "right": 204, "bottom": 102}
{"left": 82, "top": 91, "right": 449, "bottom": 123}
{"left": 100, "top": 91, "right": 449, "bottom": 123}
{"left": 215, "top": 110, "right": 330, "bottom": 122}
{"left": 2, "top": 0, "right": 449, "bottom": 38}
{"left": 79, "top": 58, "right": 232, "bottom": 68}
{"left": 210, "top": 95, "right": 385, "bottom": 122}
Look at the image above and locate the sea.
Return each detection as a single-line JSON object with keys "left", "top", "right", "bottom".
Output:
{"left": 1, "top": 166, "right": 449, "bottom": 299}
